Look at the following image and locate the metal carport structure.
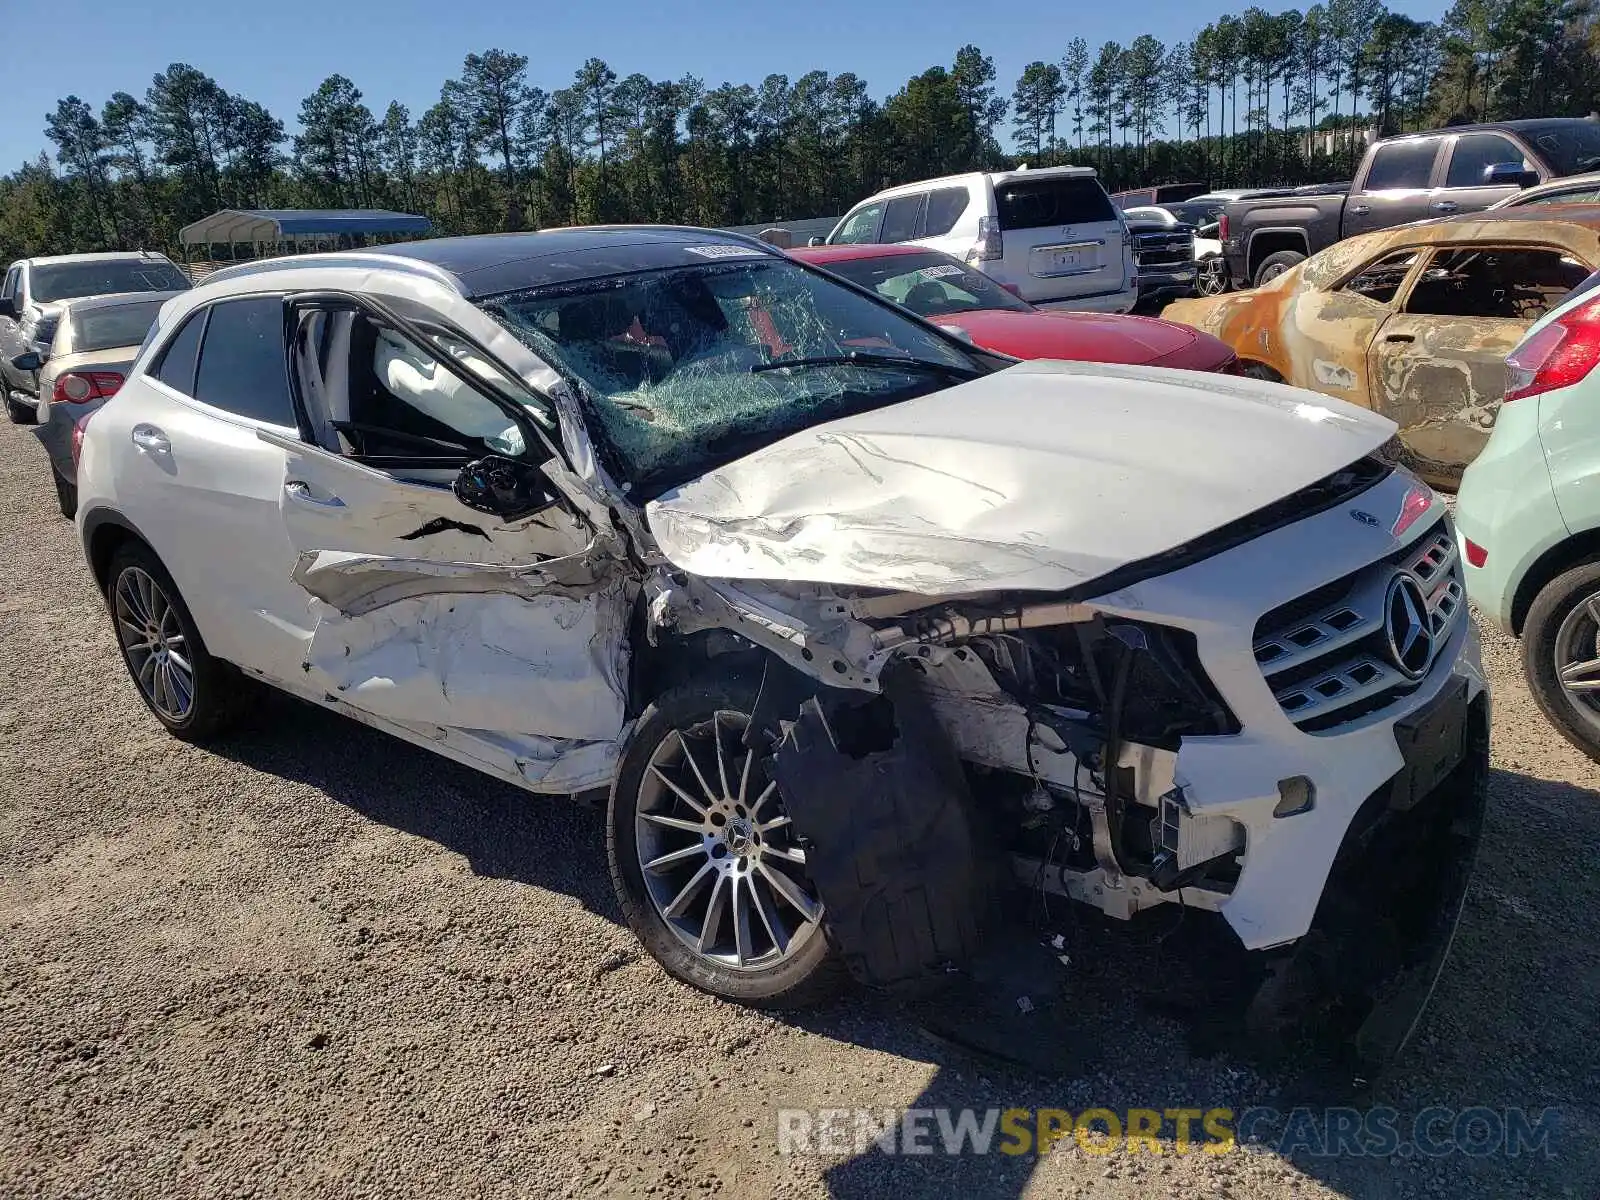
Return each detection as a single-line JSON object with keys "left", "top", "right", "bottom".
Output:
{"left": 178, "top": 209, "right": 432, "bottom": 262}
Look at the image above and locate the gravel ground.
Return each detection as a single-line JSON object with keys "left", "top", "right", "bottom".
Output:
{"left": 1, "top": 415, "right": 1597, "bottom": 1199}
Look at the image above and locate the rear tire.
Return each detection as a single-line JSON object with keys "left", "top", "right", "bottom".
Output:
{"left": 107, "top": 542, "right": 240, "bottom": 741}
{"left": 1253, "top": 250, "right": 1306, "bottom": 288}
{"left": 52, "top": 471, "right": 76, "bottom": 519}
{"left": 1523, "top": 558, "right": 1600, "bottom": 764}
{"left": 5, "top": 394, "right": 33, "bottom": 425}
{"left": 607, "top": 673, "right": 844, "bottom": 1008}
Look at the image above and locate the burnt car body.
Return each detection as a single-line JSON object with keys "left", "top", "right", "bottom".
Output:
{"left": 1164, "top": 208, "right": 1600, "bottom": 487}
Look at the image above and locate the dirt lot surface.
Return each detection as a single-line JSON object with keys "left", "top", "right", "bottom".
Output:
{"left": 1, "top": 417, "right": 1597, "bottom": 1199}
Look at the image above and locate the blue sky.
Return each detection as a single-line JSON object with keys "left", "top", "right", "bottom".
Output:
{"left": 6, "top": 0, "right": 1451, "bottom": 169}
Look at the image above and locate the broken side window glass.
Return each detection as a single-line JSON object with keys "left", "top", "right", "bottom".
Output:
{"left": 1404, "top": 247, "right": 1594, "bottom": 321}
{"left": 299, "top": 310, "right": 532, "bottom": 462}
{"left": 1337, "top": 249, "right": 1421, "bottom": 305}
{"left": 478, "top": 259, "right": 981, "bottom": 497}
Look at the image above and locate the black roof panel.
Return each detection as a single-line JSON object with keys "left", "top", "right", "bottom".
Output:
{"left": 365, "top": 226, "right": 779, "bottom": 297}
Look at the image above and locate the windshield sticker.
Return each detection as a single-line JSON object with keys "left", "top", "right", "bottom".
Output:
{"left": 685, "top": 245, "right": 761, "bottom": 260}
{"left": 918, "top": 265, "right": 964, "bottom": 278}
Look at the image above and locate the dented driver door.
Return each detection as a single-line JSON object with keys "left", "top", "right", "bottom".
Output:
{"left": 256, "top": 301, "right": 633, "bottom": 789}
{"left": 1280, "top": 247, "right": 1424, "bottom": 399}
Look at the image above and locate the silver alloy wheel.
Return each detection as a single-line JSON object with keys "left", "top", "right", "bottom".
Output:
{"left": 634, "top": 711, "right": 823, "bottom": 971}
{"left": 114, "top": 567, "right": 195, "bottom": 721}
{"left": 1197, "top": 255, "right": 1229, "bottom": 296}
{"left": 1555, "top": 592, "right": 1600, "bottom": 732}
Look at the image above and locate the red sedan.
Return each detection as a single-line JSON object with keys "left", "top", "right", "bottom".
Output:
{"left": 791, "top": 243, "right": 1239, "bottom": 373}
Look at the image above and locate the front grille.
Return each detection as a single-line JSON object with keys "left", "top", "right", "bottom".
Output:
{"left": 1134, "top": 229, "right": 1195, "bottom": 271}
{"left": 1252, "top": 519, "right": 1465, "bottom": 733}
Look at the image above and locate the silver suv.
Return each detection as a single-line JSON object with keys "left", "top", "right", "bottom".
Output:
{"left": 824, "top": 167, "right": 1139, "bottom": 314}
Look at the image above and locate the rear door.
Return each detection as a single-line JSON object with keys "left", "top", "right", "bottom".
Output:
{"left": 1367, "top": 243, "right": 1593, "bottom": 483}
{"left": 1435, "top": 131, "right": 1535, "bottom": 216}
{"left": 258, "top": 299, "right": 630, "bottom": 774}
{"left": 1344, "top": 137, "right": 1445, "bottom": 237}
{"left": 987, "top": 173, "right": 1127, "bottom": 304}
{"left": 107, "top": 295, "right": 311, "bottom": 682}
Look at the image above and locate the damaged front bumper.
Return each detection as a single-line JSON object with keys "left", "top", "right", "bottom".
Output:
{"left": 717, "top": 469, "right": 1487, "bottom": 1061}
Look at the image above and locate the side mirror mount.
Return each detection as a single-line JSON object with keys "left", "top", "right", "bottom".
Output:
{"left": 807, "top": 236, "right": 826, "bottom": 247}
{"left": 453, "top": 454, "right": 560, "bottom": 520}
{"left": 1484, "top": 162, "right": 1540, "bottom": 188}
{"left": 0, "top": 296, "right": 18, "bottom": 321}
{"left": 10, "top": 351, "right": 40, "bottom": 373}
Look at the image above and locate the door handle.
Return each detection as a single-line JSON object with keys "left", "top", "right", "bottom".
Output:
{"left": 1384, "top": 333, "right": 1416, "bottom": 344}
{"left": 284, "top": 480, "right": 345, "bottom": 508}
{"left": 1350, "top": 204, "right": 1371, "bottom": 215}
{"left": 1431, "top": 200, "right": 1459, "bottom": 213}
{"left": 130, "top": 425, "right": 170, "bottom": 453}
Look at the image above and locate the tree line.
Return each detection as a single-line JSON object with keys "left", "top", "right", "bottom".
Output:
{"left": 2, "top": 0, "right": 1596, "bottom": 263}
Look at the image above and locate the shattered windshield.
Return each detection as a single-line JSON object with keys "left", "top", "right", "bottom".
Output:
{"left": 821, "top": 252, "right": 1033, "bottom": 317}
{"left": 480, "top": 258, "right": 981, "bottom": 496}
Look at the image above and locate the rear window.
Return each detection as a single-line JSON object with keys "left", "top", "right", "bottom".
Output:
{"left": 74, "top": 299, "right": 168, "bottom": 353}
{"left": 31, "top": 259, "right": 190, "bottom": 303}
{"left": 1524, "top": 122, "right": 1600, "bottom": 176}
{"left": 994, "top": 178, "right": 1115, "bottom": 230}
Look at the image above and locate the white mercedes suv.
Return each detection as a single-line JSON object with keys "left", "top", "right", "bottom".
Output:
{"left": 73, "top": 227, "right": 1487, "bottom": 1065}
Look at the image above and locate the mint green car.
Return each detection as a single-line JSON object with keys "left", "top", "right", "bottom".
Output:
{"left": 1457, "top": 270, "right": 1600, "bottom": 759}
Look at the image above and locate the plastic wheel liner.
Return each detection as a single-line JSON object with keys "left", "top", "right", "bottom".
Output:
{"left": 764, "top": 661, "right": 1006, "bottom": 992}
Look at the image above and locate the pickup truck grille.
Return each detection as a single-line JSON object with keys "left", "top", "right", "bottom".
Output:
{"left": 1252, "top": 519, "right": 1464, "bottom": 733}
{"left": 1133, "top": 228, "right": 1195, "bottom": 271}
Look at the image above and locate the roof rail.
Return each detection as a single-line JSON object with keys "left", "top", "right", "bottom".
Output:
{"left": 200, "top": 251, "right": 461, "bottom": 291}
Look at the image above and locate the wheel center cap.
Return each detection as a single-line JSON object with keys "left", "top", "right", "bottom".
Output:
{"left": 725, "top": 816, "right": 754, "bottom": 856}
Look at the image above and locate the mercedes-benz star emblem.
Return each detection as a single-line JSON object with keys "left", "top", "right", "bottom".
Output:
{"left": 1384, "top": 573, "right": 1435, "bottom": 680}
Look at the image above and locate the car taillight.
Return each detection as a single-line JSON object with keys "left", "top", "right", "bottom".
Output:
{"left": 1504, "top": 296, "right": 1600, "bottom": 404}
{"left": 1218, "top": 213, "right": 1230, "bottom": 240}
{"left": 52, "top": 370, "right": 123, "bottom": 404}
{"left": 968, "top": 215, "right": 1002, "bottom": 263}
{"left": 70, "top": 411, "right": 95, "bottom": 467}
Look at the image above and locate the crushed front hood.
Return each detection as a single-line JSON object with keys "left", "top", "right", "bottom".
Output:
{"left": 646, "top": 360, "right": 1396, "bottom": 596}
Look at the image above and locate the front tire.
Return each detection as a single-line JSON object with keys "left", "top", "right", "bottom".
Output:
{"left": 607, "top": 674, "right": 843, "bottom": 1007}
{"left": 107, "top": 542, "right": 239, "bottom": 741}
{"left": 1524, "top": 559, "right": 1600, "bottom": 764}
{"left": 6, "top": 394, "right": 33, "bottom": 424}
{"left": 1253, "top": 250, "right": 1306, "bottom": 288}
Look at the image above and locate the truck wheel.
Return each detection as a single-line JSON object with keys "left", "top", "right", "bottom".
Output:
{"left": 607, "top": 674, "right": 845, "bottom": 1008}
{"left": 1253, "top": 251, "right": 1305, "bottom": 288}
{"left": 1523, "top": 559, "right": 1600, "bottom": 764}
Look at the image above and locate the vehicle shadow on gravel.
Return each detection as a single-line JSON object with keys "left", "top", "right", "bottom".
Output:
{"left": 207, "top": 698, "right": 1599, "bottom": 1199}
{"left": 208, "top": 686, "right": 624, "bottom": 919}
{"left": 802, "top": 765, "right": 1600, "bottom": 1200}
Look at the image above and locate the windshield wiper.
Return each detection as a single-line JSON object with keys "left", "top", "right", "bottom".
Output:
{"left": 750, "top": 351, "right": 980, "bottom": 380}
